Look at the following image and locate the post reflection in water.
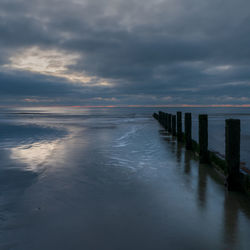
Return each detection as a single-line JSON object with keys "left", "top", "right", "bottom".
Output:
{"left": 223, "top": 193, "right": 239, "bottom": 249}
{"left": 176, "top": 142, "right": 182, "bottom": 165}
{"left": 184, "top": 150, "right": 191, "bottom": 175}
{"left": 170, "top": 136, "right": 250, "bottom": 250}
{"left": 170, "top": 137, "right": 176, "bottom": 155}
{"left": 197, "top": 163, "right": 208, "bottom": 209}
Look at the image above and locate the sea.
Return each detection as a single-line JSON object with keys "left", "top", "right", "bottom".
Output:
{"left": 0, "top": 106, "right": 250, "bottom": 250}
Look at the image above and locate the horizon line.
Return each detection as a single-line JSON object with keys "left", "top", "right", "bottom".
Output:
{"left": 1, "top": 104, "right": 250, "bottom": 108}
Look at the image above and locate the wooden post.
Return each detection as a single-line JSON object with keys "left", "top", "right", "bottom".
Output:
{"left": 153, "top": 113, "right": 158, "bottom": 120}
{"left": 226, "top": 119, "right": 241, "bottom": 191}
{"left": 177, "top": 112, "right": 182, "bottom": 141}
{"left": 199, "top": 114, "right": 209, "bottom": 163}
{"left": 162, "top": 112, "right": 165, "bottom": 126}
{"left": 172, "top": 115, "right": 176, "bottom": 136}
{"left": 158, "top": 111, "right": 161, "bottom": 123}
{"left": 168, "top": 114, "right": 172, "bottom": 133}
{"left": 164, "top": 113, "right": 168, "bottom": 130}
{"left": 185, "top": 113, "right": 192, "bottom": 150}
{"left": 159, "top": 111, "right": 164, "bottom": 126}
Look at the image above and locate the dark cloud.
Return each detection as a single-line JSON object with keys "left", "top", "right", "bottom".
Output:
{"left": 0, "top": 0, "right": 250, "bottom": 105}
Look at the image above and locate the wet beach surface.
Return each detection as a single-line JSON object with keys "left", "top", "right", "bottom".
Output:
{"left": 0, "top": 107, "right": 250, "bottom": 250}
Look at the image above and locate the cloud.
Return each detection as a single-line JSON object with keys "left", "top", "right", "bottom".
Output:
{"left": 4, "top": 46, "right": 111, "bottom": 86}
{"left": 0, "top": 0, "right": 250, "bottom": 105}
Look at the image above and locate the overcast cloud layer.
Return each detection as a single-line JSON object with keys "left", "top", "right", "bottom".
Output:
{"left": 1, "top": 0, "right": 250, "bottom": 106}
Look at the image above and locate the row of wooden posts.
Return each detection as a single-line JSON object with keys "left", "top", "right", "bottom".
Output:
{"left": 153, "top": 111, "right": 242, "bottom": 191}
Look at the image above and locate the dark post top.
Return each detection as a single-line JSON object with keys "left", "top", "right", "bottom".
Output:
{"left": 199, "top": 114, "right": 208, "bottom": 163}
{"left": 168, "top": 114, "right": 172, "bottom": 133}
{"left": 225, "top": 119, "right": 241, "bottom": 191}
{"left": 172, "top": 115, "right": 176, "bottom": 136}
{"left": 164, "top": 112, "right": 168, "bottom": 130}
{"left": 177, "top": 112, "right": 182, "bottom": 141}
{"left": 185, "top": 113, "right": 192, "bottom": 150}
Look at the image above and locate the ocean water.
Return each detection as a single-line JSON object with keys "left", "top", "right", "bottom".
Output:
{"left": 0, "top": 106, "right": 250, "bottom": 250}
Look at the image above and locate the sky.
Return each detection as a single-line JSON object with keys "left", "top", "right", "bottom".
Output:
{"left": 1, "top": 0, "right": 250, "bottom": 106}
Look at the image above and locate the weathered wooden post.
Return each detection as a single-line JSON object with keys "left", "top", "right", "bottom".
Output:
{"left": 161, "top": 112, "right": 164, "bottom": 126}
{"left": 172, "top": 115, "right": 176, "bottom": 136}
{"left": 168, "top": 114, "right": 172, "bottom": 133}
{"left": 199, "top": 114, "right": 209, "bottom": 163}
{"left": 177, "top": 111, "right": 182, "bottom": 141}
{"left": 153, "top": 113, "right": 158, "bottom": 120}
{"left": 185, "top": 113, "right": 192, "bottom": 150}
{"left": 225, "top": 119, "right": 241, "bottom": 191}
{"left": 164, "top": 113, "right": 168, "bottom": 130}
{"left": 159, "top": 111, "right": 164, "bottom": 125}
{"left": 162, "top": 112, "right": 165, "bottom": 127}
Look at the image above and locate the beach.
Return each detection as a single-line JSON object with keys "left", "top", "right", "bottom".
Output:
{"left": 1, "top": 107, "right": 250, "bottom": 249}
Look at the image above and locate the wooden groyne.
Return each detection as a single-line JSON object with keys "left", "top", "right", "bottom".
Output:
{"left": 153, "top": 111, "right": 250, "bottom": 193}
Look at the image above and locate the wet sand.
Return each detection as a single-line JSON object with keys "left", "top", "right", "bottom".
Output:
{"left": 0, "top": 108, "right": 250, "bottom": 250}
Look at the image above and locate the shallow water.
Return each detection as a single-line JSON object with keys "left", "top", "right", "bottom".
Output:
{"left": 0, "top": 107, "right": 250, "bottom": 250}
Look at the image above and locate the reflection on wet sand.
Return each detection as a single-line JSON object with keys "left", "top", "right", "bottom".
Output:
{"left": 9, "top": 126, "right": 82, "bottom": 173}
{"left": 170, "top": 139, "right": 176, "bottom": 155}
{"left": 197, "top": 164, "right": 208, "bottom": 209}
{"left": 184, "top": 150, "right": 191, "bottom": 174}
{"left": 223, "top": 193, "right": 239, "bottom": 249}
{"left": 176, "top": 142, "right": 182, "bottom": 164}
{"left": 10, "top": 140, "right": 60, "bottom": 172}
{"left": 162, "top": 131, "right": 250, "bottom": 250}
